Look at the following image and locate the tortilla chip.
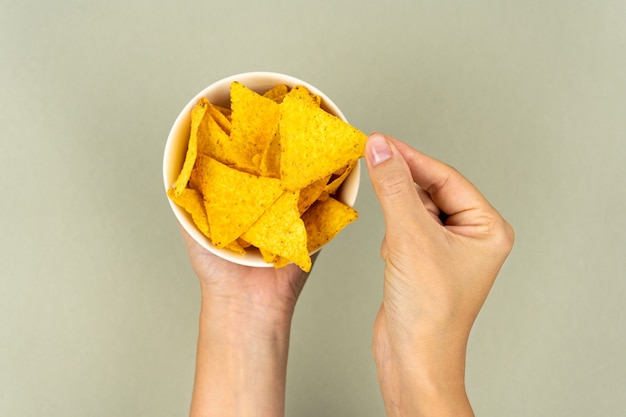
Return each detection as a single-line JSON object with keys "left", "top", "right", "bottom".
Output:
{"left": 302, "top": 197, "right": 358, "bottom": 254}
{"left": 167, "top": 187, "right": 210, "bottom": 238}
{"left": 242, "top": 191, "right": 311, "bottom": 272}
{"left": 226, "top": 240, "right": 247, "bottom": 255}
{"left": 273, "top": 256, "right": 291, "bottom": 269}
{"left": 279, "top": 87, "right": 367, "bottom": 191}
{"left": 172, "top": 99, "right": 209, "bottom": 196}
{"left": 263, "top": 84, "right": 289, "bottom": 103}
{"left": 229, "top": 81, "right": 280, "bottom": 171}
{"left": 206, "top": 103, "right": 232, "bottom": 135}
{"left": 214, "top": 105, "right": 232, "bottom": 119}
{"left": 298, "top": 174, "right": 331, "bottom": 214}
{"left": 195, "top": 155, "right": 283, "bottom": 248}
{"left": 325, "top": 162, "right": 355, "bottom": 195}
{"left": 259, "top": 130, "right": 281, "bottom": 178}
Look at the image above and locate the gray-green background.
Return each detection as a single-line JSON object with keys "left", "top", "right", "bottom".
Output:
{"left": 2, "top": 1, "right": 625, "bottom": 416}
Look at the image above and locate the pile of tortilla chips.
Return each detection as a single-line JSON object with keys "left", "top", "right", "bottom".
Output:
{"left": 168, "top": 81, "right": 367, "bottom": 272}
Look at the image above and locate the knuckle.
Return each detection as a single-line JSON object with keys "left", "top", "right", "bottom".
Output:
{"left": 374, "top": 169, "right": 411, "bottom": 201}
{"left": 491, "top": 217, "right": 515, "bottom": 255}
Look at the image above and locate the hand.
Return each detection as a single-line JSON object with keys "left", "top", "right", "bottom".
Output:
{"left": 180, "top": 226, "right": 311, "bottom": 321}
{"left": 179, "top": 227, "right": 315, "bottom": 417}
{"left": 365, "top": 133, "right": 514, "bottom": 417}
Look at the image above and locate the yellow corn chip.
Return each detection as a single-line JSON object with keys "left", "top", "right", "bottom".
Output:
{"left": 259, "top": 130, "right": 281, "bottom": 178}
{"left": 172, "top": 99, "right": 208, "bottom": 196}
{"left": 214, "top": 105, "right": 232, "bottom": 119}
{"left": 197, "top": 107, "right": 231, "bottom": 161}
{"left": 298, "top": 174, "right": 331, "bottom": 214}
{"left": 263, "top": 84, "right": 289, "bottom": 102}
{"left": 237, "top": 238, "right": 252, "bottom": 249}
{"left": 242, "top": 191, "right": 311, "bottom": 272}
{"left": 195, "top": 155, "right": 283, "bottom": 248}
{"left": 167, "top": 187, "right": 210, "bottom": 238}
{"left": 279, "top": 87, "right": 367, "bottom": 191}
{"left": 259, "top": 247, "right": 278, "bottom": 264}
{"left": 226, "top": 240, "right": 247, "bottom": 255}
{"left": 198, "top": 106, "right": 260, "bottom": 174}
{"left": 206, "top": 103, "right": 231, "bottom": 135}
{"left": 302, "top": 197, "right": 358, "bottom": 254}
{"left": 326, "top": 162, "right": 355, "bottom": 195}
{"left": 229, "top": 81, "right": 280, "bottom": 171}
{"left": 273, "top": 256, "right": 291, "bottom": 269}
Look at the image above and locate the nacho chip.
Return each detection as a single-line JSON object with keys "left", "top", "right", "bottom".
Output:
{"left": 229, "top": 82, "right": 280, "bottom": 171}
{"left": 298, "top": 174, "right": 331, "bottom": 214}
{"left": 242, "top": 191, "right": 311, "bottom": 272}
{"left": 325, "top": 162, "right": 355, "bottom": 195}
{"left": 259, "top": 130, "right": 281, "bottom": 178}
{"left": 214, "top": 105, "right": 232, "bottom": 119}
{"left": 226, "top": 239, "right": 247, "bottom": 255}
{"left": 263, "top": 83, "right": 289, "bottom": 103}
{"left": 273, "top": 256, "right": 291, "bottom": 269}
{"left": 172, "top": 99, "right": 208, "bottom": 196}
{"left": 259, "top": 247, "right": 278, "bottom": 264}
{"left": 167, "top": 187, "right": 210, "bottom": 238}
{"left": 279, "top": 87, "right": 367, "bottom": 191}
{"left": 197, "top": 106, "right": 234, "bottom": 164}
{"left": 195, "top": 155, "right": 283, "bottom": 248}
{"left": 302, "top": 197, "right": 358, "bottom": 254}
{"left": 206, "top": 102, "right": 231, "bottom": 135}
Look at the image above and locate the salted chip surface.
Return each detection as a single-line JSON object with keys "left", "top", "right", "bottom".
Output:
{"left": 197, "top": 106, "right": 239, "bottom": 167}
{"left": 172, "top": 99, "right": 208, "bottom": 196}
{"left": 167, "top": 187, "right": 210, "bottom": 238}
{"left": 206, "top": 102, "right": 231, "bottom": 135}
{"left": 263, "top": 83, "right": 289, "bottom": 102}
{"left": 259, "top": 130, "right": 281, "bottom": 178}
{"left": 279, "top": 87, "right": 367, "bottom": 191}
{"left": 242, "top": 191, "right": 311, "bottom": 272}
{"left": 325, "top": 162, "right": 355, "bottom": 194}
{"left": 229, "top": 82, "right": 280, "bottom": 171}
{"left": 298, "top": 174, "right": 331, "bottom": 214}
{"left": 195, "top": 155, "right": 283, "bottom": 248}
{"left": 302, "top": 197, "right": 358, "bottom": 254}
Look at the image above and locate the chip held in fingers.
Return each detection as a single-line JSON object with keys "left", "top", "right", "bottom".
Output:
{"left": 167, "top": 80, "right": 365, "bottom": 272}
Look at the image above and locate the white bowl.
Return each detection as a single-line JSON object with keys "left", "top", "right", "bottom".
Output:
{"left": 163, "top": 71, "right": 360, "bottom": 267}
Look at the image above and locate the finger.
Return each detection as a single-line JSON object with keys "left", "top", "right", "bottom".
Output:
{"left": 390, "top": 138, "right": 495, "bottom": 220}
{"left": 364, "top": 133, "right": 432, "bottom": 234}
{"left": 415, "top": 184, "right": 443, "bottom": 224}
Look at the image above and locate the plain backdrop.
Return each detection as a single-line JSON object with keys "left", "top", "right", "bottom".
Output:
{"left": 1, "top": 1, "right": 625, "bottom": 416}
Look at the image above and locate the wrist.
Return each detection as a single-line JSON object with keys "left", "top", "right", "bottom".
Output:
{"left": 373, "top": 314, "right": 473, "bottom": 417}
{"left": 199, "top": 282, "right": 296, "bottom": 329}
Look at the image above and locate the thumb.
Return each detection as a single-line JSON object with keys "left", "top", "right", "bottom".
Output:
{"left": 365, "top": 133, "right": 428, "bottom": 234}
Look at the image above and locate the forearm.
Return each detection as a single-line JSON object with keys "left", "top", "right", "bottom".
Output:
{"left": 190, "top": 293, "right": 293, "bottom": 417}
{"left": 373, "top": 315, "right": 474, "bottom": 417}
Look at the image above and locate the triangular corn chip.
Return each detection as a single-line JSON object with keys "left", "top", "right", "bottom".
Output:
{"left": 279, "top": 87, "right": 367, "bottom": 191}
{"left": 172, "top": 98, "right": 208, "bottom": 196}
{"left": 302, "top": 197, "right": 358, "bottom": 254}
{"left": 298, "top": 174, "right": 331, "bottom": 214}
{"left": 229, "top": 81, "right": 280, "bottom": 171}
{"left": 242, "top": 191, "right": 311, "bottom": 272}
{"left": 259, "top": 130, "right": 281, "bottom": 178}
{"left": 195, "top": 155, "right": 283, "bottom": 248}
{"left": 263, "top": 83, "right": 289, "bottom": 103}
{"left": 167, "top": 187, "right": 210, "bottom": 238}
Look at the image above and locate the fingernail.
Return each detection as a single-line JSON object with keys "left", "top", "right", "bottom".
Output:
{"left": 367, "top": 134, "right": 392, "bottom": 166}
